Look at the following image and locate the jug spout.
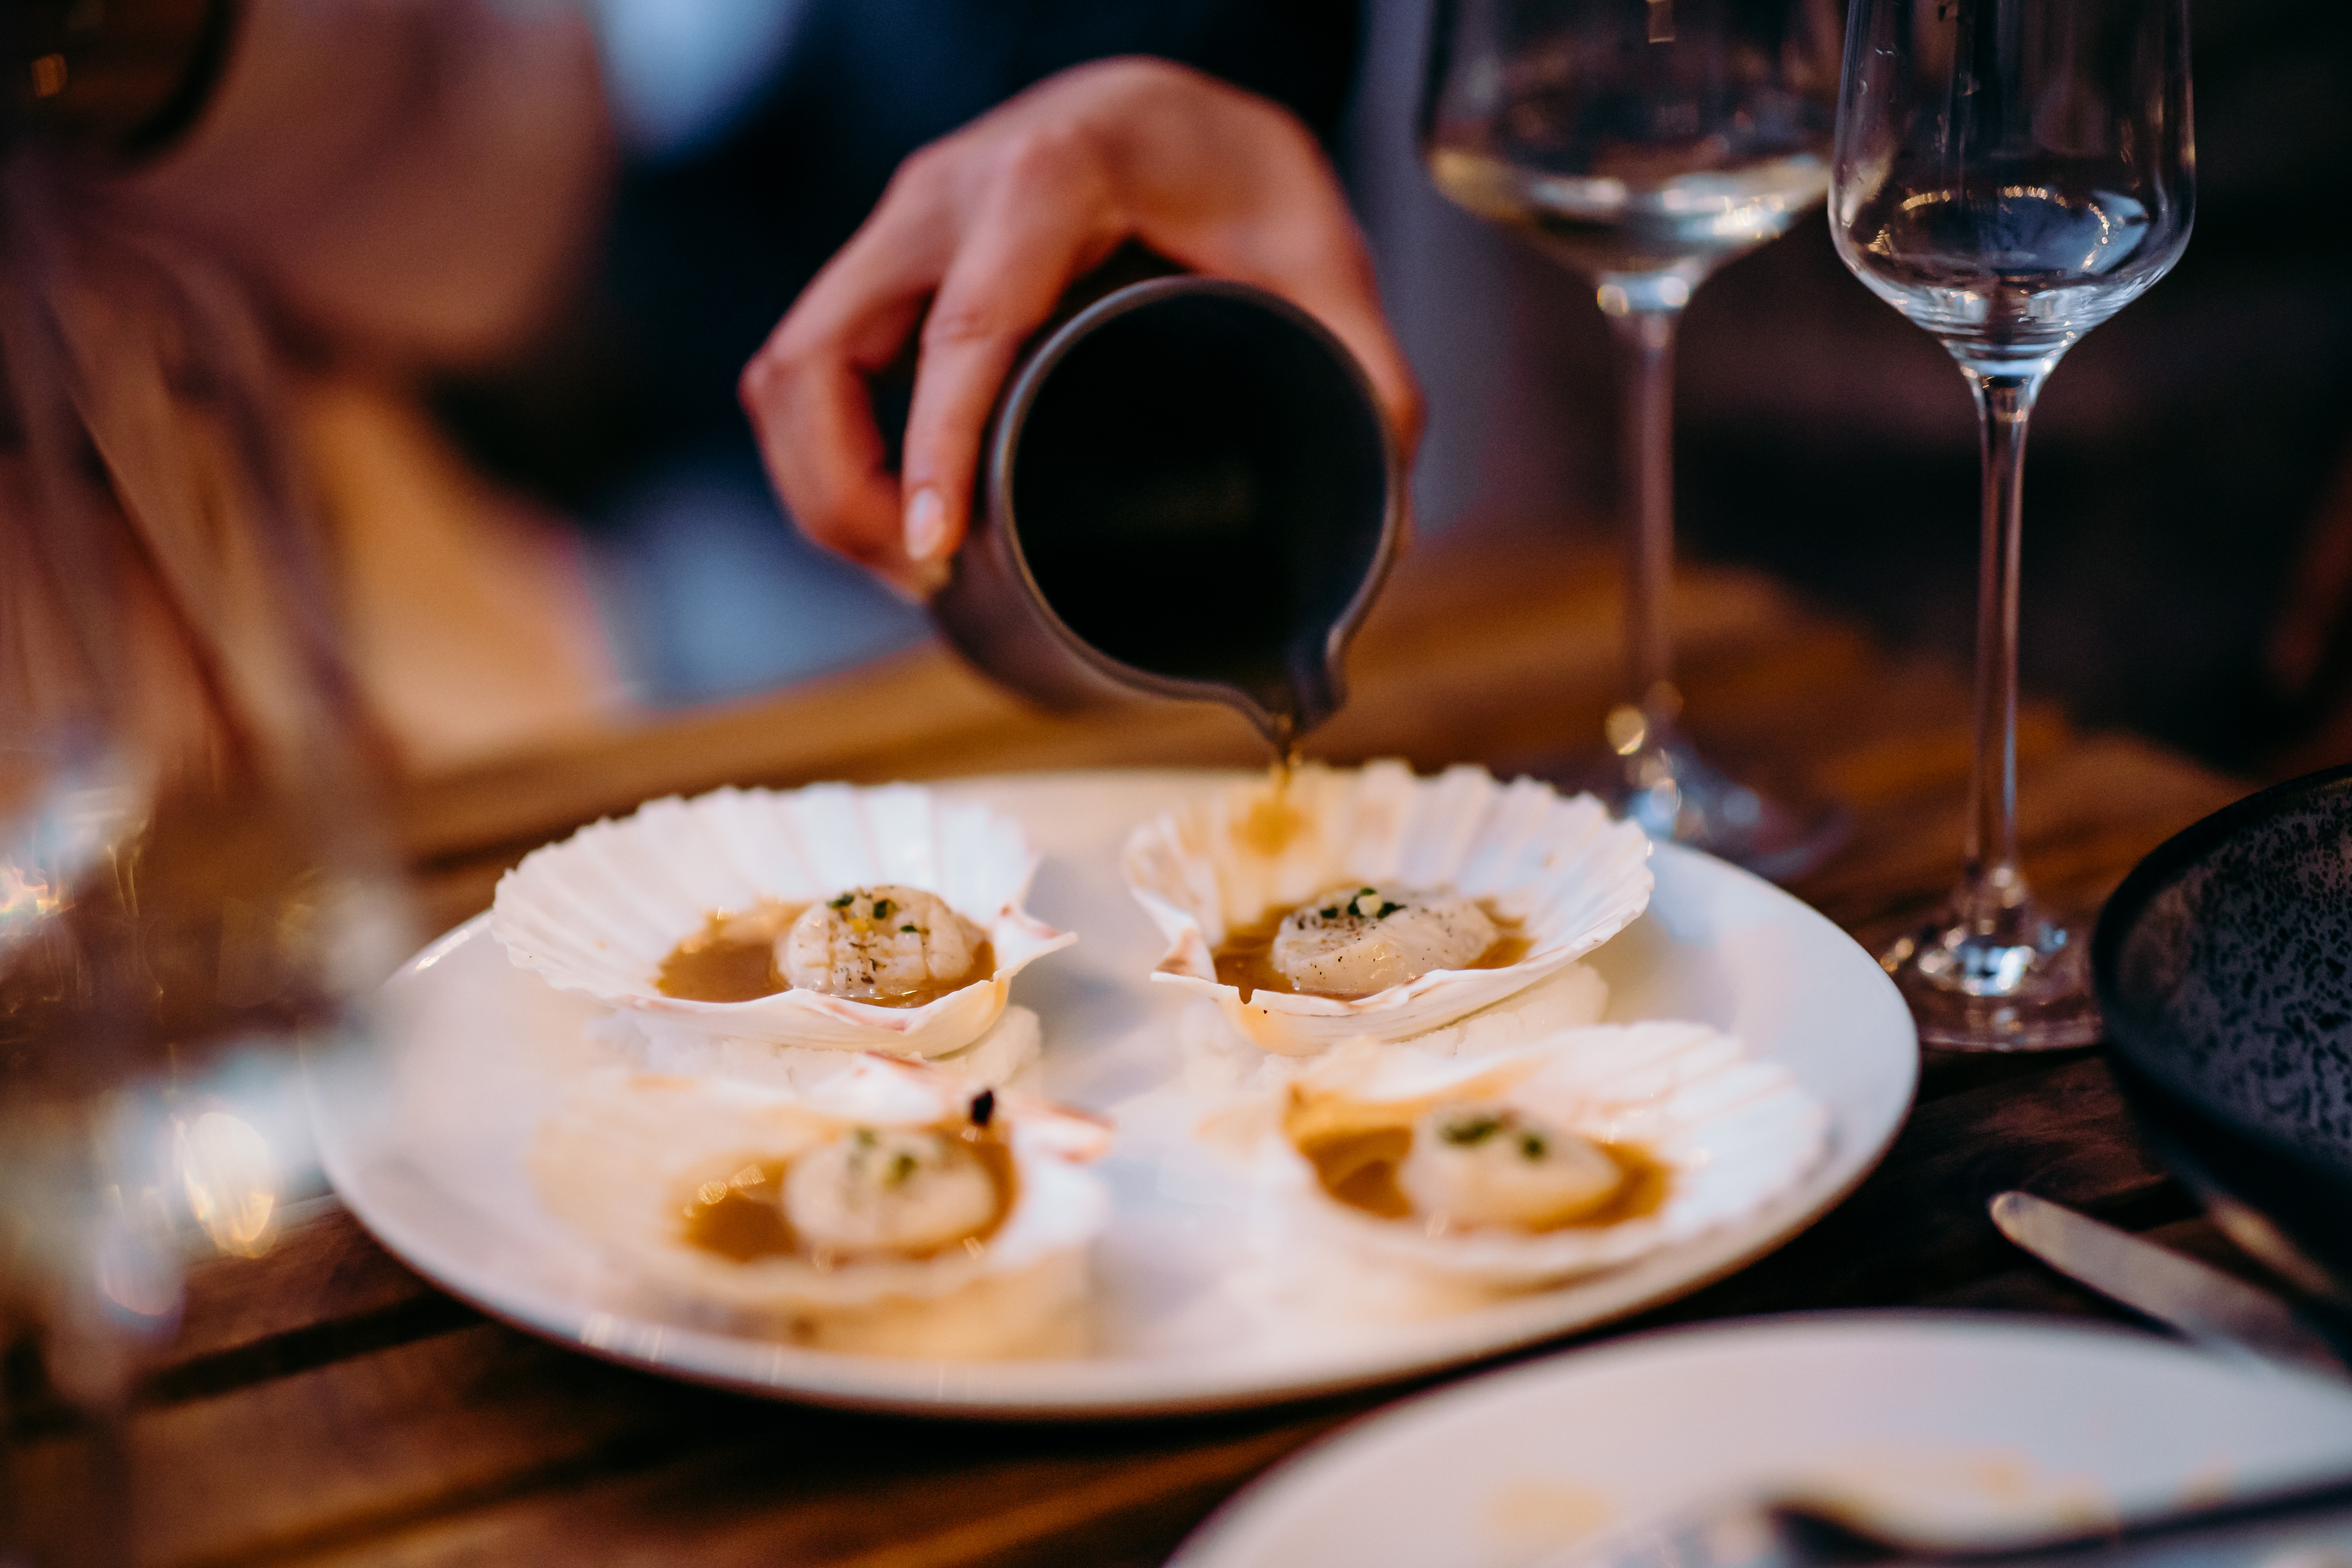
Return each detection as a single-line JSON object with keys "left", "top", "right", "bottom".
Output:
{"left": 1207, "top": 640, "right": 1350, "bottom": 752}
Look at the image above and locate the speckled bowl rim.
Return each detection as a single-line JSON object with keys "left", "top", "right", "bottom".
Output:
{"left": 2094, "top": 761, "right": 2352, "bottom": 1162}
{"left": 2092, "top": 760, "right": 2352, "bottom": 1303}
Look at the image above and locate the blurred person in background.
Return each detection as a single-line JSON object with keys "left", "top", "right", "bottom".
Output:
{"left": 1, "top": 0, "right": 617, "bottom": 771}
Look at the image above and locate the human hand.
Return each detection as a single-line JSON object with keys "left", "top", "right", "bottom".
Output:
{"left": 739, "top": 55, "right": 1422, "bottom": 598}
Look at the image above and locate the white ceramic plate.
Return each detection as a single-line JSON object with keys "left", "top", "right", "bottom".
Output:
{"left": 1172, "top": 1313, "right": 2352, "bottom": 1567}
{"left": 315, "top": 770, "right": 1918, "bottom": 1416}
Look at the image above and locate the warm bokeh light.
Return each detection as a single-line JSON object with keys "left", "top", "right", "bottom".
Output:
{"left": 0, "top": 864, "right": 65, "bottom": 926}
{"left": 175, "top": 1110, "right": 281, "bottom": 1258}
{"left": 92, "top": 1212, "right": 180, "bottom": 1323}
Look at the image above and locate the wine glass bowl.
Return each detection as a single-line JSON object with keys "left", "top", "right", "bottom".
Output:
{"left": 1421, "top": 0, "right": 1843, "bottom": 307}
{"left": 1841, "top": 185, "right": 2179, "bottom": 368}
{"left": 1421, "top": 0, "right": 1849, "bottom": 880}
{"left": 1428, "top": 148, "right": 1832, "bottom": 307}
{"left": 1830, "top": 0, "right": 2192, "bottom": 1049}
{"left": 1832, "top": 12, "right": 2193, "bottom": 379}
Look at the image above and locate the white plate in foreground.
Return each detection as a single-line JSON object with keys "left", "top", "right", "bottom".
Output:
{"left": 316, "top": 770, "right": 1917, "bottom": 1416}
{"left": 1172, "top": 1313, "right": 2352, "bottom": 1566}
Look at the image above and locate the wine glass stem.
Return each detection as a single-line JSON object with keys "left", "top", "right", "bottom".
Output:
{"left": 1959, "top": 368, "right": 2049, "bottom": 928}
{"left": 1608, "top": 304, "right": 1684, "bottom": 718}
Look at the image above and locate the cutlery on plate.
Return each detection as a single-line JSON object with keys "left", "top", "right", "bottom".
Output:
{"left": 1530, "top": 1472, "right": 2352, "bottom": 1567}
{"left": 1988, "top": 1190, "right": 2349, "bottom": 1378}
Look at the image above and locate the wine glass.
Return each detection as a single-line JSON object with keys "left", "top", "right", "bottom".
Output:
{"left": 1830, "top": 0, "right": 2193, "bottom": 1048}
{"left": 1421, "top": 0, "right": 1849, "bottom": 880}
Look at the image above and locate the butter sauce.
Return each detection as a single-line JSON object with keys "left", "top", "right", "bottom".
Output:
{"left": 656, "top": 900, "right": 805, "bottom": 1002}
{"left": 1235, "top": 748, "right": 1308, "bottom": 858}
{"left": 681, "top": 1159, "right": 799, "bottom": 1260}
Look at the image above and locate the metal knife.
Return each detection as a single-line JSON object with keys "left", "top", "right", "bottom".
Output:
{"left": 1989, "top": 1190, "right": 2350, "bottom": 1377}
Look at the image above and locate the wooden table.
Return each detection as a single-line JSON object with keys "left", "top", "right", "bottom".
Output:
{"left": 8, "top": 523, "right": 2276, "bottom": 1567}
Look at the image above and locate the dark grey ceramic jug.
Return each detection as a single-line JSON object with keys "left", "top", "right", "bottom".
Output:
{"left": 930, "top": 270, "right": 1403, "bottom": 748}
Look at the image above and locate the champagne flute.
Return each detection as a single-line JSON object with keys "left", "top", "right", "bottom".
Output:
{"left": 1830, "top": 0, "right": 2192, "bottom": 1049}
{"left": 1421, "top": 0, "right": 1849, "bottom": 880}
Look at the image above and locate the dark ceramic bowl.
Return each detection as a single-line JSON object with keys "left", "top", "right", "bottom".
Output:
{"left": 2094, "top": 763, "right": 2352, "bottom": 1302}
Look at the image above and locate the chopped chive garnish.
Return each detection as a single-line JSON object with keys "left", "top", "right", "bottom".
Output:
{"left": 1441, "top": 1114, "right": 1502, "bottom": 1146}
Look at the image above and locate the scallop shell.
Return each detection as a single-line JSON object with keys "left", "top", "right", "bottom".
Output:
{"left": 492, "top": 784, "right": 1075, "bottom": 1057}
{"left": 531, "top": 1057, "right": 1112, "bottom": 1357}
{"left": 588, "top": 1004, "right": 1047, "bottom": 1097}
{"left": 1120, "top": 761, "right": 1652, "bottom": 1054}
{"left": 1260, "top": 1024, "right": 1829, "bottom": 1303}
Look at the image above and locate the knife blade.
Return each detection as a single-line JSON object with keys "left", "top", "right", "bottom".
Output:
{"left": 1989, "top": 1190, "right": 2349, "bottom": 1377}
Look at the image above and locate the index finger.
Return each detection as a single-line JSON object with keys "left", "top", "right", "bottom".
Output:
{"left": 739, "top": 165, "right": 971, "bottom": 590}
{"left": 895, "top": 131, "right": 1123, "bottom": 567}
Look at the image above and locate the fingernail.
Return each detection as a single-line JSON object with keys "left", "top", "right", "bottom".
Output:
{"left": 903, "top": 486, "right": 947, "bottom": 563}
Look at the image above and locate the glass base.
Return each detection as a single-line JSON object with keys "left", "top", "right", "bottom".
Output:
{"left": 1879, "top": 897, "right": 2103, "bottom": 1052}
{"left": 1579, "top": 721, "right": 1848, "bottom": 884}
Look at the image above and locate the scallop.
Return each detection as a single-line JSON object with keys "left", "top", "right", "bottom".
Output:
{"left": 1121, "top": 762, "right": 1652, "bottom": 1054}
{"left": 1396, "top": 1103, "right": 1625, "bottom": 1230}
{"left": 780, "top": 886, "right": 983, "bottom": 1002}
{"left": 783, "top": 1125, "right": 1000, "bottom": 1257}
{"left": 588, "top": 1002, "right": 1046, "bottom": 1098}
{"left": 1254, "top": 1023, "right": 1829, "bottom": 1307}
{"left": 1271, "top": 885, "right": 1498, "bottom": 998}
{"left": 491, "top": 784, "right": 1075, "bottom": 1058}
{"left": 531, "top": 1057, "right": 1112, "bottom": 1357}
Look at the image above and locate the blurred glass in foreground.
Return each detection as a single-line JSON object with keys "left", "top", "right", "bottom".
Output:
{"left": 0, "top": 94, "right": 412, "bottom": 1568}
